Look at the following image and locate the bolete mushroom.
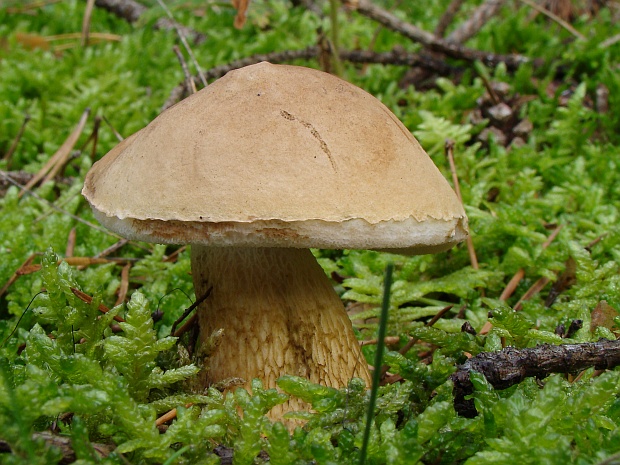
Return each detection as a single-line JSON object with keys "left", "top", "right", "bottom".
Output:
{"left": 82, "top": 62, "right": 468, "bottom": 418}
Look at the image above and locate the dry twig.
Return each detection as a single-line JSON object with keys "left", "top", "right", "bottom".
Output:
{"left": 445, "top": 140, "right": 479, "bottom": 270}
{"left": 170, "top": 287, "right": 212, "bottom": 337}
{"left": 71, "top": 287, "right": 125, "bottom": 323}
{"left": 20, "top": 108, "right": 90, "bottom": 196}
{"left": 452, "top": 338, "right": 620, "bottom": 417}
{"left": 6, "top": 0, "right": 62, "bottom": 13}
{"left": 94, "top": 0, "right": 205, "bottom": 44}
{"left": 360, "top": 336, "right": 401, "bottom": 347}
{"left": 172, "top": 313, "right": 197, "bottom": 338}
{"left": 435, "top": 0, "right": 466, "bottom": 38}
{"left": 520, "top": 0, "right": 586, "bottom": 40}
{"left": 101, "top": 115, "right": 124, "bottom": 142}
{"left": 600, "top": 33, "right": 620, "bottom": 49}
{"left": 3, "top": 114, "right": 31, "bottom": 167}
{"left": 65, "top": 228, "right": 77, "bottom": 258}
{"left": 82, "top": 0, "right": 97, "bottom": 46}
{"left": 480, "top": 225, "right": 563, "bottom": 334}
{"left": 163, "top": 47, "right": 461, "bottom": 110}
{"left": 95, "top": 239, "right": 130, "bottom": 258}
{"left": 0, "top": 254, "right": 38, "bottom": 298}
{"left": 446, "top": 0, "right": 506, "bottom": 43}
{"left": 115, "top": 263, "right": 131, "bottom": 306}
{"left": 0, "top": 171, "right": 73, "bottom": 197}
{"left": 513, "top": 276, "right": 551, "bottom": 311}
{"left": 173, "top": 45, "right": 197, "bottom": 95}
{"left": 156, "top": 403, "right": 193, "bottom": 426}
{"left": 347, "top": 0, "right": 534, "bottom": 69}
{"left": 398, "top": 304, "right": 454, "bottom": 357}
{"left": 154, "top": 0, "right": 207, "bottom": 86}
{"left": 0, "top": 171, "right": 123, "bottom": 240}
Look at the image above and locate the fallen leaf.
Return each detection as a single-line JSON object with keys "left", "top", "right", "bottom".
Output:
{"left": 591, "top": 300, "right": 619, "bottom": 334}
{"left": 231, "top": 0, "right": 251, "bottom": 28}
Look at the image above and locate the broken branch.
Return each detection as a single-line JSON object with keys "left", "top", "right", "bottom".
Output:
{"left": 451, "top": 338, "right": 620, "bottom": 417}
{"left": 94, "top": 0, "right": 205, "bottom": 44}
{"left": 348, "top": 0, "right": 535, "bottom": 69}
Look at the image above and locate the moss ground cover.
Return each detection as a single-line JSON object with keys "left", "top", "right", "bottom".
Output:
{"left": 1, "top": 0, "right": 619, "bottom": 463}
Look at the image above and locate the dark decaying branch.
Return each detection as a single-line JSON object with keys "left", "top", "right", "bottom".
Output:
{"left": 451, "top": 338, "right": 620, "bottom": 418}
{"left": 162, "top": 47, "right": 318, "bottom": 110}
{"left": 0, "top": 170, "right": 73, "bottom": 197}
{"left": 347, "top": 0, "right": 536, "bottom": 70}
{"left": 434, "top": 0, "right": 466, "bottom": 38}
{"left": 162, "top": 47, "right": 463, "bottom": 110}
{"left": 446, "top": 0, "right": 507, "bottom": 44}
{"left": 94, "top": 0, "right": 205, "bottom": 44}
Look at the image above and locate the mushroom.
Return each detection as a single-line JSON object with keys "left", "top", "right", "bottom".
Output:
{"left": 82, "top": 62, "right": 468, "bottom": 418}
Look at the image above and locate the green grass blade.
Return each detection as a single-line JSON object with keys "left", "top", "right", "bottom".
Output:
{"left": 359, "top": 262, "right": 393, "bottom": 465}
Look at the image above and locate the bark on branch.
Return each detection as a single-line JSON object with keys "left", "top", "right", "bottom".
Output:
{"left": 446, "top": 0, "right": 507, "bottom": 44}
{"left": 451, "top": 339, "right": 620, "bottom": 417}
{"left": 94, "top": 0, "right": 205, "bottom": 44}
{"left": 162, "top": 47, "right": 462, "bottom": 110}
{"left": 348, "top": 0, "right": 537, "bottom": 70}
{"left": 0, "top": 170, "right": 73, "bottom": 197}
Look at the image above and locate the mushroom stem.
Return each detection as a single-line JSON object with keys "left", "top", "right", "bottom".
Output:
{"left": 191, "top": 246, "right": 371, "bottom": 413}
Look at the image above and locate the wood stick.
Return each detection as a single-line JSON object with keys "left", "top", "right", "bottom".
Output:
{"left": 447, "top": 0, "right": 506, "bottom": 44}
{"left": 155, "top": 0, "right": 207, "bottom": 86}
{"left": 19, "top": 108, "right": 89, "bottom": 197}
{"left": 435, "top": 0, "right": 465, "bottom": 38}
{"left": 82, "top": 0, "right": 97, "bottom": 46}
{"left": 155, "top": 403, "right": 193, "bottom": 426}
{"left": 101, "top": 115, "right": 124, "bottom": 142}
{"left": 397, "top": 304, "right": 454, "bottom": 357}
{"left": 163, "top": 47, "right": 461, "bottom": 110}
{"left": 70, "top": 287, "right": 125, "bottom": 323}
{"left": 65, "top": 227, "right": 77, "bottom": 258}
{"left": 94, "top": 0, "right": 205, "bottom": 44}
{"left": 43, "top": 108, "right": 90, "bottom": 183}
{"left": 360, "top": 336, "right": 401, "bottom": 347}
{"left": 513, "top": 276, "right": 550, "bottom": 311}
{"left": 452, "top": 338, "right": 620, "bottom": 417}
{"left": 480, "top": 225, "right": 563, "bottom": 334}
{"left": 3, "top": 114, "right": 31, "bottom": 167}
{"left": 170, "top": 287, "right": 212, "bottom": 337}
{"left": 1, "top": 171, "right": 123, "bottom": 239}
{"left": 115, "top": 263, "right": 131, "bottom": 306}
{"left": 173, "top": 45, "right": 197, "bottom": 95}
{"left": 0, "top": 254, "right": 38, "bottom": 298}
{"left": 445, "top": 140, "right": 479, "bottom": 270}
{"left": 348, "top": 0, "right": 534, "bottom": 69}
{"left": 519, "top": 0, "right": 585, "bottom": 40}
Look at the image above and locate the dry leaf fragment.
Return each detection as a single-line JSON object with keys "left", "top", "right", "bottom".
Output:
{"left": 15, "top": 32, "right": 50, "bottom": 50}
{"left": 231, "top": 0, "right": 251, "bottom": 28}
{"left": 591, "top": 300, "right": 619, "bottom": 335}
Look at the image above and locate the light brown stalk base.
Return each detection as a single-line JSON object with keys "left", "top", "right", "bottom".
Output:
{"left": 191, "top": 246, "right": 371, "bottom": 420}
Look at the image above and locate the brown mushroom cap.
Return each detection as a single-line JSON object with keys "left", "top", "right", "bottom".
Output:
{"left": 82, "top": 62, "right": 467, "bottom": 252}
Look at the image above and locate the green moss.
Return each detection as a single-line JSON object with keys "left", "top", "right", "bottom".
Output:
{"left": 2, "top": 0, "right": 620, "bottom": 462}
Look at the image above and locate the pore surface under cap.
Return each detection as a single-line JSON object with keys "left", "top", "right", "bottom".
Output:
{"left": 83, "top": 62, "right": 467, "bottom": 251}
